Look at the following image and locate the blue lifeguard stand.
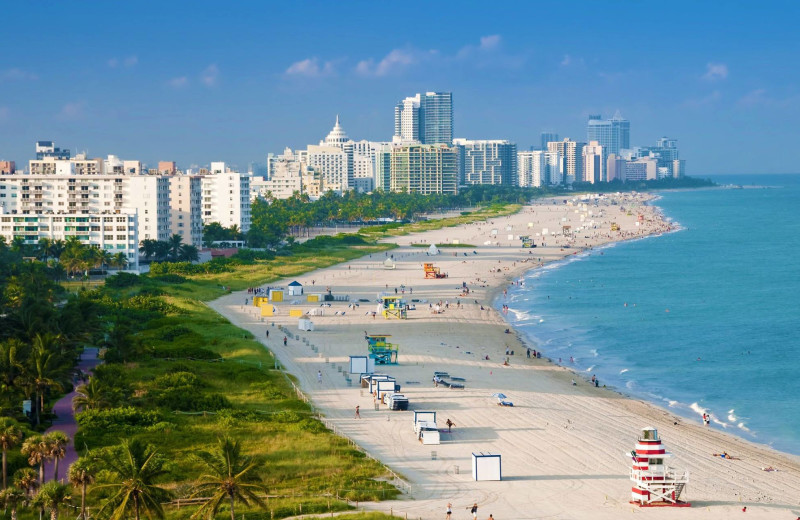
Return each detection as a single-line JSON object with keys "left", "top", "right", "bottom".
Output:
{"left": 366, "top": 334, "right": 399, "bottom": 365}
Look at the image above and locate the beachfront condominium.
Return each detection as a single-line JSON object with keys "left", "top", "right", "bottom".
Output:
{"left": 454, "top": 139, "right": 517, "bottom": 186}
{"left": 394, "top": 92, "right": 453, "bottom": 145}
{"left": 582, "top": 141, "right": 604, "bottom": 183}
{"left": 168, "top": 175, "right": 204, "bottom": 247}
{"left": 586, "top": 112, "right": 630, "bottom": 157}
{"left": 518, "top": 150, "right": 564, "bottom": 187}
{"left": 376, "top": 144, "right": 458, "bottom": 195}
{"left": 547, "top": 139, "right": 584, "bottom": 184}
{"left": 201, "top": 162, "right": 251, "bottom": 232}
{"left": 35, "top": 140, "right": 71, "bottom": 160}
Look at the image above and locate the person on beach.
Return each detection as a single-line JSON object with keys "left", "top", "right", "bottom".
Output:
{"left": 283, "top": 336, "right": 288, "bottom": 346}
{"left": 355, "top": 405, "right": 360, "bottom": 419}
{"left": 317, "top": 371, "right": 322, "bottom": 384}
{"left": 265, "top": 329, "right": 269, "bottom": 338}
{"left": 468, "top": 503, "right": 478, "bottom": 520}
{"left": 446, "top": 503, "right": 452, "bottom": 520}
{"left": 446, "top": 418, "right": 455, "bottom": 432}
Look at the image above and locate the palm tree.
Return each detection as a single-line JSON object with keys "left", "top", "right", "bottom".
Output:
{"left": 166, "top": 234, "right": 184, "bottom": 261}
{"left": 50, "top": 239, "right": 66, "bottom": 261}
{"left": 72, "top": 377, "right": 110, "bottom": 412}
{"left": 178, "top": 244, "right": 199, "bottom": 262}
{"left": 33, "top": 481, "right": 72, "bottom": 520}
{"left": 0, "top": 418, "right": 23, "bottom": 489}
{"left": 38, "top": 238, "right": 53, "bottom": 262}
{"left": 13, "top": 467, "right": 39, "bottom": 498}
{"left": 138, "top": 239, "right": 157, "bottom": 262}
{"left": 94, "top": 439, "right": 171, "bottom": 520}
{"left": 43, "top": 432, "right": 70, "bottom": 482}
{"left": 20, "top": 435, "right": 48, "bottom": 484}
{"left": 189, "top": 436, "right": 266, "bottom": 520}
{"left": 28, "top": 338, "right": 67, "bottom": 425}
{"left": 68, "top": 458, "right": 95, "bottom": 520}
{"left": 153, "top": 241, "right": 169, "bottom": 262}
{"left": 0, "top": 486, "right": 27, "bottom": 520}
{"left": 110, "top": 252, "right": 128, "bottom": 270}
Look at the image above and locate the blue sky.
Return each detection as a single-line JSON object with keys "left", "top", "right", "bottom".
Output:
{"left": 1, "top": 1, "right": 799, "bottom": 174}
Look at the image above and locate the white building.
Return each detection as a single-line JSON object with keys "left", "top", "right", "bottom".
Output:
{"left": 582, "top": 141, "right": 604, "bottom": 184}
{"left": 518, "top": 151, "right": 544, "bottom": 187}
{"left": 454, "top": 139, "right": 517, "bottom": 186}
{"left": 169, "top": 175, "right": 204, "bottom": 246}
{"left": 201, "top": 162, "right": 251, "bottom": 232}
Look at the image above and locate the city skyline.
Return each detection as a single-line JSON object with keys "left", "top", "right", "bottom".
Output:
{"left": 2, "top": 1, "right": 799, "bottom": 174}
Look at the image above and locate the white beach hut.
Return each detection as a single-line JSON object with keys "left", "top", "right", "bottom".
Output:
{"left": 472, "top": 453, "right": 502, "bottom": 481}
{"left": 428, "top": 244, "right": 439, "bottom": 256}
{"left": 287, "top": 281, "right": 303, "bottom": 296}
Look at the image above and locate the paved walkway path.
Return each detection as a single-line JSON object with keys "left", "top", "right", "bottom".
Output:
{"left": 44, "top": 347, "right": 101, "bottom": 482}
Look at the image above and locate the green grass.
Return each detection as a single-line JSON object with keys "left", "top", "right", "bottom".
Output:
{"left": 359, "top": 203, "right": 521, "bottom": 238}
{"left": 410, "top": 243, "right": 477, "bottom": 248}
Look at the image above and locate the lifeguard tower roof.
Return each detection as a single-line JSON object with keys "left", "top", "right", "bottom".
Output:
{"left": 367, "top": 334, "right": 392, "bottom": 338}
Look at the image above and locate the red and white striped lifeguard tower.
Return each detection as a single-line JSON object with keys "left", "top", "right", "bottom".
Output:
{"left": 626, "top": 427, "right": 690, "bottom": 507}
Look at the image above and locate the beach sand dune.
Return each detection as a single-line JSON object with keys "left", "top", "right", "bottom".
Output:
{"left": 209, "top": 194, "right": 800, "bottom": 519}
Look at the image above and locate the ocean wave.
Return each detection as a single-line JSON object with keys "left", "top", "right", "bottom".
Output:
{"left": 619, "top": 368, "right": 629, "bottom": 374}
{"left": 589, "top": 349, "right": 599, "bottom": 357}
{"left": 585, "top": 365, "right": 595, "bottom": 372}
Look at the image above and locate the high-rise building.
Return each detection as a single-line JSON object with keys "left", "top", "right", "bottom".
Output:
{"left": 376, "top": 144, "right": 458, "bottom": 195}
{"left": 582, "top": 141, "right": 604, "bottom": 183}
{"left": 201, "top": 162, "right": 251, "bottom": 232}
{"left": 607, "top": 154, "right": 627, "bottom": 182}
{"left": 35, "top": 141, "right": 70, "bottom": 160}
{"left": 540, "top": 132, "right": 559, "bottom": 151}
{"left": 517, "top": 151, "right": 544, "bottom": 187}
{"left": 169, "top": 175, "right": 203, "bottom": 246}
{"left": 547, "top": 139, "right": 584, "bottom": 184}
{"left": 586, "top": 112, "right": 630, "bottom": 157}
{"left": 625, "top": 157, "right": 658, "bottom": 181}
{"left": 394, "top": 92, "right": 453, "bottom": 145}
{"left": 454, "top": 139, "right": 517, "bottom": 186}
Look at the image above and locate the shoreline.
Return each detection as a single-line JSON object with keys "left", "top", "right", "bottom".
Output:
{"left": 209, "top": 193, "right": 800, "bottom": 519}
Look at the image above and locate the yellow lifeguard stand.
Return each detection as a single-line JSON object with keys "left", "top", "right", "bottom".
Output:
{"left": 380, "top": 295, "right": 408, "bottom": 319}
{"left": 423, "top": 263, "right": 447, "bottom": 279}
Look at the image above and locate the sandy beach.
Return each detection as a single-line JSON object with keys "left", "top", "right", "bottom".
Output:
{"left": 209, "top": 194, "right": 800, "bottom": 520}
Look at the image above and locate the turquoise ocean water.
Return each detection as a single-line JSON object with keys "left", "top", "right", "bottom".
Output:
{"left": 502, "top": 174, "right": 800, "bottom": 455}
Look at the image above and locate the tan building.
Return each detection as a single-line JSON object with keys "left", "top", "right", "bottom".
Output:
{"left": 0, "top": 161, "right": 15, "bottom": 174}
{"left": 547, "top": 138, "right": 585, "bottom": 185}
{"left": 168, "top": 175, "right": 203, "bottom": 246}
{"left": 158, "top": 161, "right": 177, "bottom": 174}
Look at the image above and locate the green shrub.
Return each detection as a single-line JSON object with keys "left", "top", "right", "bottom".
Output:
{"left": 104, "top": 272, "right": 141, "bottom": 288}
{"left": 151, "top": 273, "right": 187, "bottom": 284}
{"left": 76, "top": 406, "right": 161, "bottom": 432}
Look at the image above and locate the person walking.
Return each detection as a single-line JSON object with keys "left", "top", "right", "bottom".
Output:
{"left": 283, "top": 336, "right": 288, "bottom": 346}
{"left": 467, "top": 503, "right": 478, "bottom": 520}
{"left": 317, "top": 370, "right": 322, "bottom": 384}
{"left": 446, "top": 503, "right": 452, "bottom": 520}
{"left": 265, "top": 329, "right": 269, "bottom": 338}
{"left": 355, "top": 405, "right": 361, "bottom": 419}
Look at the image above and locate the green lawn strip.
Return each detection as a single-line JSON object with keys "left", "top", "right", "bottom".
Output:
{"left": 359, "top": 203, "right": 522, "bottom": 238}
{"left": 409, "top": 243, "right": 477, "bottom": 248}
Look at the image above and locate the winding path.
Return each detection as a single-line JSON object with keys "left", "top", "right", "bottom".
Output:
{"left": 43, "top": 347, "right": 101, "bottom": 482}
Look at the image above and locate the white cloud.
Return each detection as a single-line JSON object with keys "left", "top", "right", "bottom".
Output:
{"left": 285, "top": 58, "right": 335, "bottom": 78}
{"left": 167, "top": 76, "right": 188, "bottom": 89}
{"left": 0, "top": 68, "right": 38, "bottom": 81}
{"left": 356, "top": 49, "right": 418, "bottom": 77}
{"left": 479, "top": 34, "right": 501, "bottom": 50}
{"left": 201, "top": 64, "right": 219, "bottom": 87}
{"left": 123, "top": 55, "right": 138, "bottom": 68}
{"left": 58, "top": 101, "right": 85, "bottom": 120}
{"left": 703, "top": 62, "right": 728, "bottom": 81}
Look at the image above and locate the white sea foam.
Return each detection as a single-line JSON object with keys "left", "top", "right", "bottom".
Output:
{"left": 589, "top": 349, "right": 599, "bottom": 357}
{"left": 585, "top": 365, "right": 595, "bottom": 372}
{"left": 689, "top": 402, "right": 707, "bottom": 417}
{"left": 619, "top": 368, "right": 629, "bottom": 374}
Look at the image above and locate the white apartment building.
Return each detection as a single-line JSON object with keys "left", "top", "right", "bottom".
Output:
{"left": 547, "top": 139, "right": 584, "bottom": 185}
{"left": 454, "top": 139, "right": 517, "bottom": 186}
{"left": 582, "top": 141, "right": 604, "bottom": 184}
{"left": 169, "top": 175, "right": 203, "bottom": 246}
{"left": 518, "top": 150, "right": 564, "bottom": 187}
{"left": 201, "top": 162, "right": 251, "bottom": 232}
{"left": 306, "top": 145, "right": 349, "bottom": 194}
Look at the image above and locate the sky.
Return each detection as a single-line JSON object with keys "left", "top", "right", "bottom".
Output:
{"left": 1, "top": 1, "right": 799, "bottom": 174}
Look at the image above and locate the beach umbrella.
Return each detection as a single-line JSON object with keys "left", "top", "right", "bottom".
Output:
{"left": 492, "top": 393, "right": 507, "bottom": 399}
